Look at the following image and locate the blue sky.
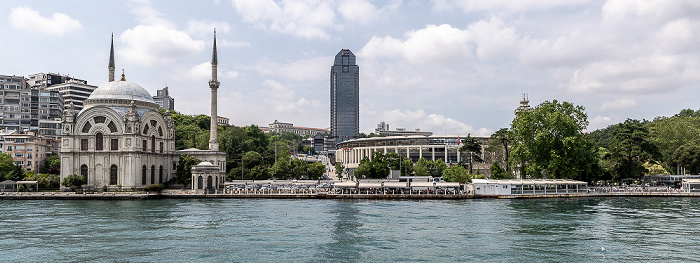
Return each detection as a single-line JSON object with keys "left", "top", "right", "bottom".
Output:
{"left": 2, "top": 0, "right": 700, "bottom": 135}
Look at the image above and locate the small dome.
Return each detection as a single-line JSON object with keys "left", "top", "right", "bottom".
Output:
{"left": 84, "top": 80, "right": 157, "bottom": 109}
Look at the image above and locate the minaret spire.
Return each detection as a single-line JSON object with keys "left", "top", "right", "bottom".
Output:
{"left": 208, "top": 29, "right": 220, "bottom": 151}
{"left": 108, "top": 33, "right": 115, "bottom": 82}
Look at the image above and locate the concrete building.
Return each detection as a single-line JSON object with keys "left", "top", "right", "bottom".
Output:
{"left": 330, "top": 49, "right": 359, "bottom": 147}
{"left": 0, "top": 78, "right": 64, "bottom": 137}
{"left": 217, "top": 116, "right": 229, "bottom": 126}
{"left": 28, "top": 72, "right": 96, "bottom": 112}
{"left": 472, "top": 179, "right": 588, "bottom": 196}
{"left": 153, "top": 86, "right": 175, "bottom": 111}
{"left": 335, "top": 135, "right": 490, "bottom": 178}
{"left": 3, "top": 130, "right": 57, "bottom": 172}
{"left": 375, "top": 122, "right": 432, "bottom": 136}
{"left": 267, "top": 120, "right": 329, "bottom": 137}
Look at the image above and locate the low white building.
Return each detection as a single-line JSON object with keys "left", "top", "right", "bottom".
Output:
{"left": 472, "top": 179, "right": 588, "bottom": 196}
{"left": 682, "top": 179, "right": 700, "bottom": 193}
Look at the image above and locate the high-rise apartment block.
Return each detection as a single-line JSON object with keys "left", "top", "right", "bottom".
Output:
{"left": 153, "top": 86, "right": 175, "bottom": 111}
{"left": 0, "top": 74, "right": 63, "bottom": 137}
{"left": 2, "top": 130, "right": 58, "bottom": 172}
{"left": 330, "top": 49, "right": 359, "bottom": 147}
{"left": 29, "top": 73, "right": 97, "bottom": 112}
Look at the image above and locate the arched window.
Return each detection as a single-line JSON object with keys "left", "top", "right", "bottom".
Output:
{"left": 150, "top": 165, "right": 155, "bottom": 185}
{"left": 158, "top": 166, "right": 163, "bottom": 184}
{"left": 95, "top": 132, "right": 104, "bottom": 151}
{"left": 197, "top": 176, "right": 203, "bottom": 189}
{"left": 81, "top": 164, "right": 88, "bottom": 184}
{"left": 207, "top": 176, "right": 213, "bottom": 190}
{"left": 151, "top": 135, "right": 156, "bottom": 153}
{"left": 141, "top": 165, "right": 147, "bottom": 185}
{"left": 110, "top": 165, "right": 118, "bottom": 185}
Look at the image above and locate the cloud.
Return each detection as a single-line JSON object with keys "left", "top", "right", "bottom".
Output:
{"left": 432, "top": 0, "right": 591, "bottom": 13}
{"left": 232, "top": 0, "right": 336, "bottom": 39}
{"left": 600, "top": 98, "right": 636, "bottom": 110}
{"left": 186, "top": 20, "right": 231, "bottom": 36}
{"left": 589, "top": 115, "right": 615, "bottom": 131}
{"left": 8, "top": 7, "right": 82, "bottom": 35}
{"left": 187, "top": 62, "right": 239, "bottom": 80}
{"left": 127, "top": 0, "right": 174, "bottom": 27}
{"left": 253, "top": 56, "right": 330, "bottom": 82}
{"left": 337, "top": 0, "right": 382, "bottom": 25}
{"left": 120, "top": 25, "right": 205, "bottom": 65}
{"left": 380, "top": 109, "right": 490, "bottom": 135}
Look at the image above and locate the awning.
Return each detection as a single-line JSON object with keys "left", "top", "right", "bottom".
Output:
{"left": 334, "top": 181, "right": 357, "bottom": 188}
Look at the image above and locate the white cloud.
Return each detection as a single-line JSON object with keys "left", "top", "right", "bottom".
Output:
{"left": 589, "top": 115, "right": 615, "bottom": 131}
{"left": 432, "top": 0, "right": 591, "bottom": 13}
{"left": 186, "top": 20, "right": 231, "bottom": 36}
{"left": 253, "top": 56, "right": 330, "bottom": 81}
{"left": 232, "top": 0, "right": 336, "bottom": 39}
{"left": 128, "top": 0, "right": 174, "bottom": 27}
{"left": 187, "top": 62, "right": 239, "bottom": 80}
{"left": 380, "top": 109, "right": 490, "bottom": 135}
{"left": 120, "top": 25, "right": 205, "bottom": 65}
{"left": 9, "top": 7, "right": 82, "bottom": 36}
{"left": 600, "top": 98, "right": 636, "bottom": 110}
{"left": 338, "top": 0, "right": 381, "bottom": 25}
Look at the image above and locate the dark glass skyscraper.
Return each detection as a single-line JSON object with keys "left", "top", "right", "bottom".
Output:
{"left": 330, "top": 49, "right": 359, "bottom": 146}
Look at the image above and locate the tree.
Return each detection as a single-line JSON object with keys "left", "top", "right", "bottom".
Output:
{"left": 61, "top": 174, "right": 86, "bottom": 189}
{"left": 269, "top": 159, "right": 292, "bottom": 180}
{"left": 386, "top": 153, "right": 412, "bottom": 176}
{"left": 460, "top": 134, "right": 483, "bottom": 174}
{"left": 608, "top": 119, "right": 659, "bottom": 181}
{"left": 509, "top": 100, "right": 602, "bottom": 181}
{"left": 413, "top": 158, "right": 447, "bottom": 177}
{"left": 354, "top": 151, "right": 390, "bottom": 179}
{"left": 175, "top": 154, "right": 200, "bottom": 185}
{"left": 671, "top": 142, "right": 700, "bottom": 174}
{"left": 0, "top": 153, "right": 16, "bottom": 181}
{"left": 442, "top": 166, "right": 471, "bottom": 184}
{"left": 490, "top": 128, "right": 511, "bottom": 171}
{"left": 335, "top": 162, "right": 345, "bottom": 181}
{"left": 308, "top": 162, "right": 325, "bottom": 180}
{"left": 41, "top": 154, "right": 61, "bottom": 174}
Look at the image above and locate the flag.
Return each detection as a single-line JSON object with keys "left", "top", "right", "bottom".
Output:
{"left": 457, "top": 134, "right": 460, "bottom": 145}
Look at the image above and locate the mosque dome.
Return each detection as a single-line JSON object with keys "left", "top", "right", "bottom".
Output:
{"left": 84, "top": 80, "right": 158, "bottom": 109}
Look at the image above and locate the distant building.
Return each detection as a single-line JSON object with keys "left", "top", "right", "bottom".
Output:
{"left": 0, "top": 76, "right": 64, "bottom": 137}
{"left": 515, "top": 93, "right": 533, "bottom": 115}
{"left": 27, "top": 72, "right": 96, "bottom": 113}
{"left": 153, "top": 86, "right": 175, "bottom": 111}
{"left": 267, "top": 120, "right": 329, "bottom": 137}
{"left": 374, "top": 122, "right": 432, "bottom": 136}
{"left": 3, "top": 130, "right": 57, "bottom": 172}
{"left": 330, "top": 49, "right": 360, "bottom": 146}
{"left": 217, "top": 116, "right": 229, "bottom": 126}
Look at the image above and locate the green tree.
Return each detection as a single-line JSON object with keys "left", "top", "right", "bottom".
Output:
{"left": 175, "top": 154, "right": 200, "bottom": 185}
{"left": 290, "top": 158, "right": 309, "bottom": 179}
{"left": 510, "top": 100, "right": 602, "bottom": 181}
{"left": 671, "top": 142, "right": 700, "bottom": 174}
{"left": 413, "top": 158, "right": 430, "bottom": 177}
{"left": 490, "top": 128, "right": 511, "bottom": 171}
{"left": 335, "top": 162, "right": 345, "bottom": 181}
{"left": 648, "top": 110, "right": 700, "bottom": 167}
{"left": 61, "top": 174, "right": 86, "bottom": 189}
{"left": 608, "top": 119, "right": 659, "bottom": 181}
{"left": 386, "top": 153, "right": 412, "bottom": 176}
{"left": 40, "top": 154, "right": 61, "bottom": 174}
{"left": 0, "top": 153, "right": 16, "bottom": 181}
{"left": 354, "top": 152, "right": 390, "bottom": 179}
{"left": 442, "top": 165, "right": 471, "bottom": 184}
{"left": 460, "top": 134, "right": 483, "bottom": 174}
{"left": 308, "top": 162, "right": 325, "bottom": 180}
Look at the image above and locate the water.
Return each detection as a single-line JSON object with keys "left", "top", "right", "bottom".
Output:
{"left": 2, "top": 197, "right": 700, "bottom": 262}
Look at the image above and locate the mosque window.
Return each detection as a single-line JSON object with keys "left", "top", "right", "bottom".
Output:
{"left": 142, "top": 124, "right": 149, "bottom": 135}
{"left": 81, "top": 164, "right": 88, "bottom": 183}
{"left": 82, "top": 122, "right": 92, "bottom": 133}
{"left": 142, "top": 140, "right": 147, "bottom": 152}
{"left": 94, "top": 116, "right": 106, "bottom": 123}
{"left": 108, "top": 121, "right": 118, "bottom": 133}
{"left": 150, "top": 165, "right": 155, "bottom": 185}
{"left": 159, "top": 166, "right": 163, "bottom": 184}
{"left": 141, "top": 165, "right": 147, "bottom": 185}
{"left": 95, "top": 133, "right": 103, "bottom": 151}
{"left": 110, "top": 165, "right": 118, "bottom": 185}
{"left": 111, "top": 139, "right": 118, "bottom": 150}
{"left": 151, "top": 136, "right": 156, "bottom": 152}
{"left": 81, "top": 139, "right": 88, "bottom": 151}
{"left": 150, "top": 120, "right": 157, "bottom": 127}
{"left": 158, "top": 126, "right": 163, "bottom": 137}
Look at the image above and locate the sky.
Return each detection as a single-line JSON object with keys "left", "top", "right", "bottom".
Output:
{"left": 2, "top": 0, "right": 700, "bottom": 136}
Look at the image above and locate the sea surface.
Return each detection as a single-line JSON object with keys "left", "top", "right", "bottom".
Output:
{"left": 1, "top": 197, "right": 700, "bottom": 262}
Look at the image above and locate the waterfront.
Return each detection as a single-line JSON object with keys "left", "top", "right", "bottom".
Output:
{"left": 2, "top": 198, "right": 700, "bottom": 262}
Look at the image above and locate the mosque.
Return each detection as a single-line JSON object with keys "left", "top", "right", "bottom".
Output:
{"left": 60, "top": 32, "right": 226, "bottom": 191}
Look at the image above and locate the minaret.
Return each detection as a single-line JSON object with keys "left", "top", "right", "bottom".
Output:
{"left": 109, "top": 33, "right": 115, "bottom": 82}
{"left": 208, "top": 29, "right": 220, "bottom": 151}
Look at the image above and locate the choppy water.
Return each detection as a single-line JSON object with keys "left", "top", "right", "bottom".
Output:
{"left": 1, "top": 197, "right": 700, "bottom": 262}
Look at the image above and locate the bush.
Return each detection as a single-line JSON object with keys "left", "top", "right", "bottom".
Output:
{"left": 144, "top": 184, "right": 164, "bottom": 192}
{"left": 61, "top": 174, "right": 86, "bottom": 189}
